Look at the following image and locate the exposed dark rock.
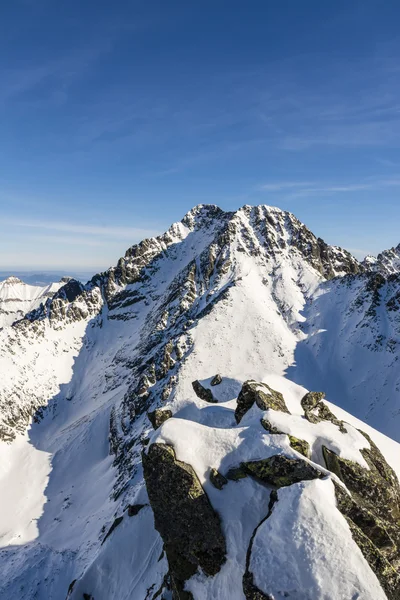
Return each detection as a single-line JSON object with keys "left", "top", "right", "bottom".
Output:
{"left": 243, "top": 490, "right": 278, "bottom": 600}
{"left": 260, "top": 418, "right": 283, "bottom": 435}
{"left": 127, "top": 503, "right": 146, "bottom": 517}
{"left": 235, "top": 381, "right": 290, "bottom": 424}
{"left": 323, "top": 443, "right": 400, "bottom": 598}
{"left": 301, "top": 391, "right": 347, "bottom": 432}
{"left": 148, "top": 409, "right": 173, "bottom": 430}
{"left": 143, "top": 443, "right": 226, "bottom": 597}
{"left": 260, "top": 420, "right": 310, "bottom": 457}
{"left": 209, "top": 468, "right": 228, "bottom": 490}
{"left": 345, "top": 520, "right": 400, "bottom": 600}
{"left": 301, "top": 391, "right": 325, "bottom": 412}
{"left": 192, "top": 380, "right": 216, "bottom": 403}
{"left": 334, "top": 484, "right": 395, "bottom": 557}
{"left": 65, "top": 579, "right": 76, "bottom": 598}
{"left": 210, "top": 374, "right": 222, "bottom": 386}
{"left": 322, "top": 444, "right": 400, "bottom": 524}
{"left": 101, "top": 516, "right": 123, "bottom": 545}
{"left": 243, "top": 454, "right": 322, "bottom": 488}
{"left": 288, "top": 435, "right": 310, "bottom": 458}
{"left": 226, "top": 466, "right": 248, "bottom": 481}
{"left": 243, "top": 572, "right": 273, "bottom": 600}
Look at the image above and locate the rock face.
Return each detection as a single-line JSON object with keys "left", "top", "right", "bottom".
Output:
{"left": 242, "top": 455, "right": 322, "bottom": 488}
{"left": 192, "top": 380, "right": 216, "bottom": 403}
{"left": 148, "top": 409, "right": 173, "bottom": 430}
{"left": 235, "top": 380, "right": 290, "bottom": 423}
{"left": 209, "top": 468, "right": 228, "bottom": 490}
{"left": 142, "top": 443, "right": 227, "bottom": 598}
{"left": 301, "top": 390, "right": 347, "bottom": 432}
{"left": 323, "top": 436, "right": 400, "bottom": 599}
{"left": 143, "top": 378, "right": 400, "bottom": 600}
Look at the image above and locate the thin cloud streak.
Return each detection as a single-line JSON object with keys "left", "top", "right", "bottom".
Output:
{"left": 259, "top": 178, "right": 400, "bottom": 197}
{"left": 0, "top": 218, "right": 162, "bottom": 240}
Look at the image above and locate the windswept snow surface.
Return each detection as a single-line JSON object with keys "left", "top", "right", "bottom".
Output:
{"left": 250, "top": 479, "right": 386, "bottom": 600}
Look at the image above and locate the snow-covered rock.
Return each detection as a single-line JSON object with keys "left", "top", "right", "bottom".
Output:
{"left": 362, "top": 244, "right": 400, "bottom": 276}
{"left": 0, "top": 203, "right": 399, "bottom": 599}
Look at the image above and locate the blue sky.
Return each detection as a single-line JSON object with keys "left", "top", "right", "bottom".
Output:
{"left": 1, "top": 0, "right": 400, "bottom": 272}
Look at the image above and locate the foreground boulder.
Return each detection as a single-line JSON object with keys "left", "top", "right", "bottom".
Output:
{"left": 301, "top": 391, "right": 347, "bottom": 432}
{"left": 242, "top": 455, "right": 322, "bottom": 487}
{"left": 143, "top": 443, "right": 226, "bottom": 598}
{"left": 211, "top": 374, "right": 222, "bottom": 386}
{"left": 148, "top": 408, "right": 172, "bottom": 430}
{"left": 192, "top": 380, "right": 216, "bottom": 403}
{"left": 323, "top": 434, "right": 400, "bottom": 599}
{"left": 235, "top": 381, "right": 290, "bottom": 423}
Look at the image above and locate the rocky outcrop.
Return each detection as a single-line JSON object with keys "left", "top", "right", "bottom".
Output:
{"left": 143, "top": 443, "right": 226, "bottom": 598}
{"left": 323, "top": 438, "right": 400, "bottom": 599}
{"left": 242, "top": 455, "right": 322, "bottom": 488}
{"left": 235, "top": 381, "right": 290, "bottom": 424}
{"left": 209, "top": 468, "right": 228, "bottom": 490}
{"left": 148, "top": 409, "right": 172, "bottom": 430}
{"left": 211, "top": 374, "right": 222, "bottom": 386}
{"left": 192, "top": 380, "right": 216, "bottom": 403}
{"left": 363, "top": 244, "right": 400, "bottom": 277}
{"left": 288, "top": 435, "right": 310, "bottom": 458}
{"left": 301, "top": 391, "right": 347, "bottom": 432}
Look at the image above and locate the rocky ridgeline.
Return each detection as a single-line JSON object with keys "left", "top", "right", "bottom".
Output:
{"left": 19, "top": 204, "right": 362, "bottom": 331}
{"left": 363, "top": 244, "right": 400, "bottom": 276}
{"left": 0, "top": 203, "right": 397, "bottom": 453}
{"left": 141, "top": 378, "right": 400, "bottom": 600}
{"left": 1, "top": 203, "right": 399, "bottom": 448}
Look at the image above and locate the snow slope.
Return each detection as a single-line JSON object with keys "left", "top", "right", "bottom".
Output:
{"left": 0, "top": 204, "right": 399, "bottom": 598}
{"left": 0, "top": 276, "right": 65, "bottom": 329}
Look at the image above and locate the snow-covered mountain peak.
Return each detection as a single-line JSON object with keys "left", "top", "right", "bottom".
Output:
{"left": 363, "top": 243, "right": 400, "bottom": 276}
{"left": 0, "top": 275, "right": 65, "bottom": 329}
{"left": 2, "top": 276, "right": 24, "bottom": 285}
{"left": 0, "top": 204, "right": 400, "bottom": 599}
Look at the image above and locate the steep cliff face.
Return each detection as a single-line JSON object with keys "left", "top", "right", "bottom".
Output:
{"left": 0, "top": 204, "right": 399, "bottom": 600}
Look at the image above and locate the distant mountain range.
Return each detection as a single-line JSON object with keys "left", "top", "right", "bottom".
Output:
{"left": 0, "top": 271, "right": 94, "bottom": 285}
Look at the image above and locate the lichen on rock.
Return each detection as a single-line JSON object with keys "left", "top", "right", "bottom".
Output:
{"left": 148, "top": 408, "right": 173, "bottom": 430}
{"left": 143, "top": 443, "right": 226, "bottom": 598}
{"left": 242, "top": 454, "right": 322, "bottom": 488}
{"left": 323, "top": 443, "right": 400, "bottom": 599}
{"left": 235, "top": 381, "right": 290, "bottom": 424}
{"left": 288, "top": 435, "right": 310, "bottom": 458}
{"left": 209, "top": 468, "right": 228, "bottom": 490}
{"left": 301, "top": 391, "right": 347, "bottom": 432}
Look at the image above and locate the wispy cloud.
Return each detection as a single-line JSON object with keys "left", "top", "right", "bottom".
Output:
{"left": 259, "top": 181, "right": 316, "bottom": 192}
{"left": 259, "top": 178, "right": 400, "bottom": 198}
{"left": 0, "top": 218, "right": 161, "bottom": 240}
